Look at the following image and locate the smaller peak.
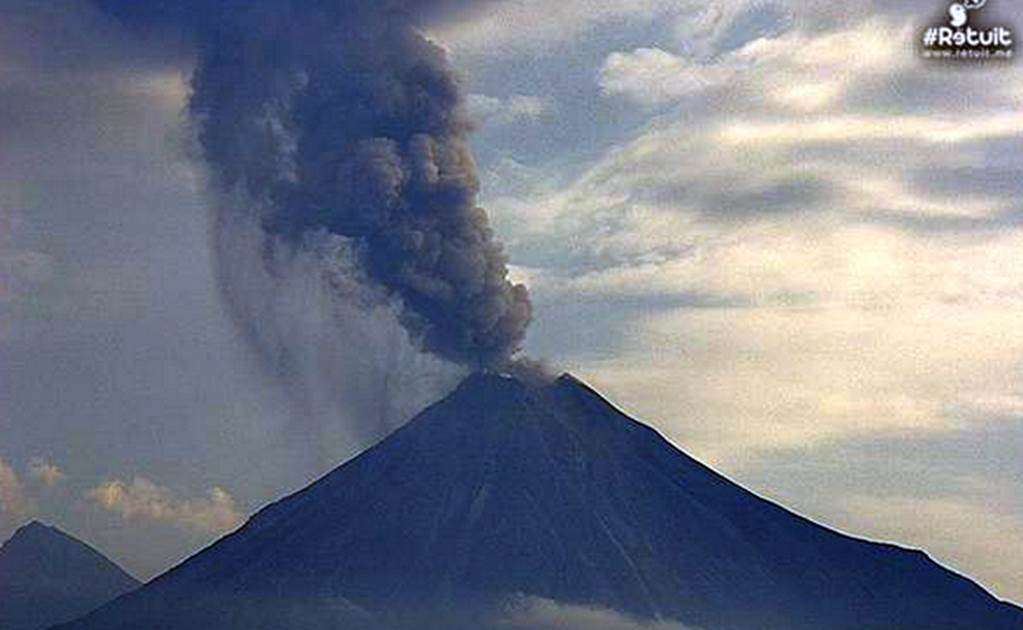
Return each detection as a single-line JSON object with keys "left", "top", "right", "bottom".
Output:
{"left": 16, "top": 520, "right": 52, "bottom": 535}
{"left": 8, "top": 520, "right": 63, "bottom": 544}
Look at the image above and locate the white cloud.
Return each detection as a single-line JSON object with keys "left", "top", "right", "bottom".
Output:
{"left": 528, "top": 133, "right": 1023, "bottom": 456}
{"left": 717, "top": 112, "right": 1023, "bottom": 146}
{"left": 27, "top": 458, "right": 65, "bottom": 486}
{"left": 601, "top": 17, "right": 911, "bottom": 108}
{"left": 502, "top": 3, "right": 1023, "bottom": 478}
{"left": 577, "top": 276, "right": 1023, "bottom": 458}
{"left": 493, "top": 11, "right": 1023, "bottom": 601}
{"left": 433, "top": 1, "right": 676, "bottom": 54}
{"left": 434, "top": 0, "right": 795, "bottom": 60}
{"left": 498, "top": 598, "right": 697, "bottom": 630}
{"left": 0, "top": 222, "right": 54, "bottom": 341}
{"left": 0, "top": 457, "right": 34, "bottom": 533}
{"left": 88, "top": 477, "right": 244, "bottom": 535}
{"left": 469, "top": 93, "right": 557, "bottom": 126}
{"left": 672, "top": 0, "right": 792, "bottom": 59}
{"left": 601, "top": 48, "right": 737, "bottom": 105}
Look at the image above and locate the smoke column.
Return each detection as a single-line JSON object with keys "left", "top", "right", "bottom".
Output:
{"left": 95, "top": 0, "right": 532, "bottom": 446}
{"left": 195, "top": 0, "right": 531, "bottom": 369}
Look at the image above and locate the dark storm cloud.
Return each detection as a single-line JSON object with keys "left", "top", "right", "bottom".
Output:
{"left": 96, "top": 0, "right": 531, "bottom": 369}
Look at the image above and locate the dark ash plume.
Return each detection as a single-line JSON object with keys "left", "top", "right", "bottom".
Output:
{"left": 99, "top": 0, "right": 531, "bottom": 369}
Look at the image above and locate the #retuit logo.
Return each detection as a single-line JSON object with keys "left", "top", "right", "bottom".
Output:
{"left": 921, "top": 0, "right": 1015, "bottom": 60}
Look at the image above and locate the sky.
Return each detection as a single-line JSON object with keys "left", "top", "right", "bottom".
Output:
{"left": 1, "top": 0, "right": 1022, "bottom": 607}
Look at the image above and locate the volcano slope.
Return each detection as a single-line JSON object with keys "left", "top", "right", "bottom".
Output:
{"left": 57, "top": 373, "right": 1023, "bottom": 630}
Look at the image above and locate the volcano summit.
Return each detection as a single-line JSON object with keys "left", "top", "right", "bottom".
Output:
{"left": 58, "top": 373, "right": 1023, "bottom": 629}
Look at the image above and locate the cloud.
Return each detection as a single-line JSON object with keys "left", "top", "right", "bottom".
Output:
{"left": 600, "top": 49, "right": 737, "bottom": 105}
{"left": 0, "top": 0, "right": 185, "bottom": 344}
{"left": 730, "top": 424, "right": 1023, "bottom": 604}
{"left": 489, "top": 9, "right": 1023, "bottom": 603}
{"left": 0, "top": 0, "right": 326, "bottom": 579}
{"left": 672, "top": 0, "right": 792, "bottom": 58}
{"left": 389, "top": 598, "right": 700, "bottom": 630}
{"left": 469, "top": 93, "right": 557, "bottom": 126}
{"left": 27, "top": 458, "right": 66, "bottom": 486}
{"left": 717, "top": 113, "right": 1023, "bottom": 146}
{"left": 575, "top": 269, "right": 1023, "bottom": 452}
{"left": 434, "top": 0, "right": 794, "bottom": 60}
{"left": 0, "top": 457, "right": 34, "bottom": 535}
{"left": 0, "top": 209, "right": 54, "bottom": 341}
{"left": 601, "top": 16, "right": 908, "bottom": 109}
{"left": 519, "top": 122, "right": 1023, "bottom": 453}
{"left": 87, "top": 477, "right": 244, "bottom": 535}
{"left": 433, "top": 1, "right": 677, "bottom": 54}
{"left": 498, "top": 598, "right": 696, "bottom": 630}
{"left": 0, "top": 254, "right": 51, "bottom": 341}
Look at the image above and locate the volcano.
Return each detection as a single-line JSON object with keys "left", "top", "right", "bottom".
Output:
{"left": 0, "top": 521, "right": 139, "bottom": 630}
{"left": 58, "top": 373, "right": 1023, "bottom": 629}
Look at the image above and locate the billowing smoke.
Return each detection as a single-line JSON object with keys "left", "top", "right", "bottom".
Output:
{"left": 101, "top": 0, "right": 531, "bottom": 368}
{"left": 95, "top": 0, "right": 532, "bottom": 444}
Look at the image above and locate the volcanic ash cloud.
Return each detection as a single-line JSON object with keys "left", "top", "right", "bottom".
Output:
{"left": 96, "top": 0, "right": 533, "bottom": 439}
{"left": 182, "top": 0, "right": 532, "bottom": 369}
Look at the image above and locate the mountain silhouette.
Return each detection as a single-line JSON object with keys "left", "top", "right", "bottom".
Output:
{"left": 0, "top": 521, "right": 139, "bottom": 630}
{"left": 57, "top": 373, "right": 1023, "bottom": 629}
